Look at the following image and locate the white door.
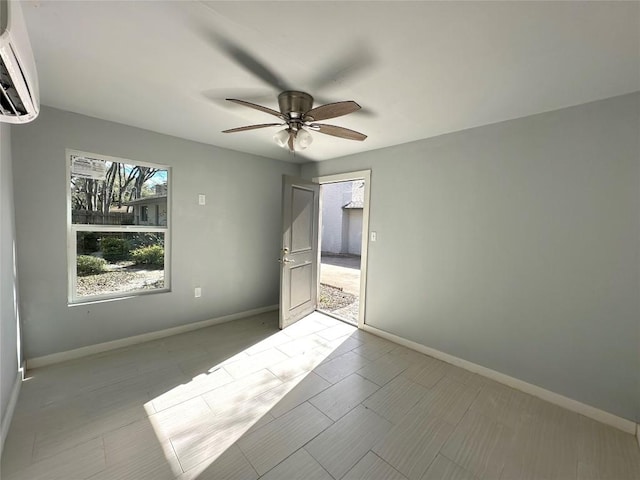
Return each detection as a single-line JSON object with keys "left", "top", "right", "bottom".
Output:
{"left": 280, "top": 175, "right": 320, "bottom": 329}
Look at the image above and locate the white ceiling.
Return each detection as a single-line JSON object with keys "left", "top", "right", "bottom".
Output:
{"left": 21, "top": 1, "right": 640, "bottom": 163}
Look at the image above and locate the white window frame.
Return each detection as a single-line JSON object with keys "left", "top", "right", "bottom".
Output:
{"left": 66, "top": 149, "right": 171, "bottom": 304}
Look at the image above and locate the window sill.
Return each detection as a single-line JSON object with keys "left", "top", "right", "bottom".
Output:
{"left": 68, "top": 287, "right": 171, "bottom": 307}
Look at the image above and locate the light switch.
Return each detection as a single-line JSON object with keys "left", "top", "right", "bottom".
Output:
{"left": 198, "top": 194, "right": 206, "bottom": 205}
{"left": 194, "top": 287, "right": 202, "bottom": 298}
{"left": 370, "top": 231, "right": 377, "bottom": 242}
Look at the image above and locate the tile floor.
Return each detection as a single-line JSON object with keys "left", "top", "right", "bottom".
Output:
{"left": 2, "top": 311, "right": 639, "bottom": 480}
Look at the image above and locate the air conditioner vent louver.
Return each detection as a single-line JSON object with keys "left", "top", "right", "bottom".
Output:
{"left": 1, "top": 52, "right": 28, "bottom": 117}
{"left": 0, "top": 0, "right": 39, "bottom": 124}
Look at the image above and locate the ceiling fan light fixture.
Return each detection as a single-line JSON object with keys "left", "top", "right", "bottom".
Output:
{"left": 294, "top": 128, "right": 313, "bottom": 150}
{"left": 273, "top": 128, "right": 290, "bottom": 148}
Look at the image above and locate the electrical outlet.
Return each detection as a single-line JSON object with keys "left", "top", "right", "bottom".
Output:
{"left": 194, "top": 287, "right": 202, "bottom": 298}
{"left": 198, "top": 194, "right": 206, "bottom": 205}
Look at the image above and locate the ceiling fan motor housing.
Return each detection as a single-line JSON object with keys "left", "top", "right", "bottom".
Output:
{"left": 278, "top": 91, "right": 313, "bottom": 120}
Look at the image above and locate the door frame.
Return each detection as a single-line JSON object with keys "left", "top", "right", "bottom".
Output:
{"left": 314, "top": 170, "right": 371, "bottom": 329}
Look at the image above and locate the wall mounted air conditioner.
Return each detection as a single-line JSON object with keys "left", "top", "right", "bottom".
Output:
{"left": 0, "top": 0, "right": 39, "bottom": 123}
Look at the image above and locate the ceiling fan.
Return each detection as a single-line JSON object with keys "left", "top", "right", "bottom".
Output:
{"left": 222, "top": 91, "right": 367, "bottom": 152}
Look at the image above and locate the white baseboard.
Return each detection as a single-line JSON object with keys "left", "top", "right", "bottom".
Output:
{"left": 362, "top": 324, "right": 637, "bottom": 435}
{"left": 27, "top": 305, "right": 278, "bottom": 369}
{"left": 1, "top": 370, "right": 22, "bottom": 456}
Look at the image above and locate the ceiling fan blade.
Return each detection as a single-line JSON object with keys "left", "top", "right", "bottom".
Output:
{"left": 226, "top": 99, "right": 284, "bottom": 119}
{"left": 212, "top": 34, "right": 291, "bottom": 91}
{"left": 304, "top": 101, "right": 361, "bottom": 122}
{"left": 309, "top": 43, "right": 375, "bottom": 91}
{"left": 315, "top": 124, "right": 367, "bottom": 141}
{"left": 222, "top": 123, "right": 282, "bottom": 133}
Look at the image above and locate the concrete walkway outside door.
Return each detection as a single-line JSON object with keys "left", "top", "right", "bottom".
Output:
{"left": 319, "top": 254, "right": 360, "bottom": 324}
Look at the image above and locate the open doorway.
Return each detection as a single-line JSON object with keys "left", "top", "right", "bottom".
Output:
{"left": 315, "top": 171, "right": 370, "bottom": 327}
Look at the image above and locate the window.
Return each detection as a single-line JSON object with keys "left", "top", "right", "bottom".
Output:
{"left": 67, "top": 150, "right": 170, "bottom": 303}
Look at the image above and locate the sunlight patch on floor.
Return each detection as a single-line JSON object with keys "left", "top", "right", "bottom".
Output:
{"left": 143, "top": 312, "right": 355, "bottom": 476}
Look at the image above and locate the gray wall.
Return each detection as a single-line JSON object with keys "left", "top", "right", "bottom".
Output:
{"left": 12, "top": 107, "right": 298, "bottom": 359}
{"left": 302, "top": 93, "right": 640, "bottom": 422}
{"left": 321, "top": 182, "right": 348, "bottom": 254}
{"left": 1, "top": 122, "right": 20, "bottom": 435}
{"left": 346, "top": 209, "right": 363, "bottom": 256}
